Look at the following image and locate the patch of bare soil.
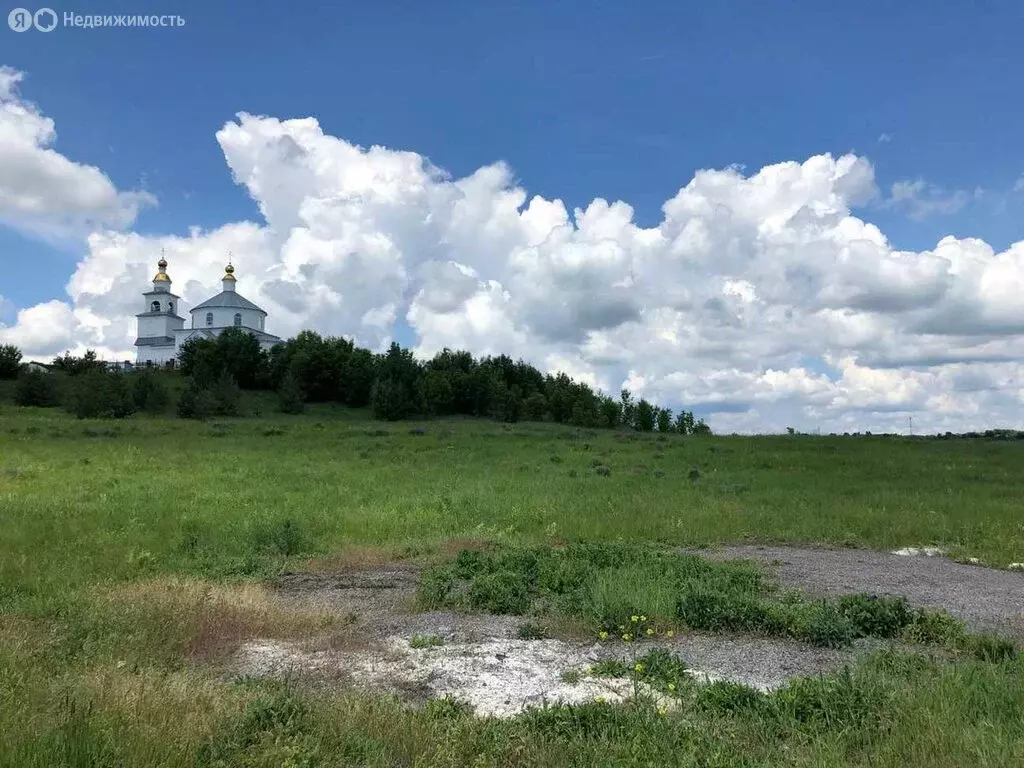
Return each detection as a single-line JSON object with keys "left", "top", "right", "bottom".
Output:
{"left": 227, "top": 563, "right": 872, "bottom": 717}
{"left": 700, "top": 545, "right": 1024, "bottom": 640}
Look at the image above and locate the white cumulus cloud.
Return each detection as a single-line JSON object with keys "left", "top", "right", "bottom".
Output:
{"left": 2, "top": 68, "right": 1024, "bottom": 434}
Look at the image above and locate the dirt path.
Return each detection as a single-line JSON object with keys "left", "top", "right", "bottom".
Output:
{"left": 702, "top": 545, "right": 1024, "bottom": 640}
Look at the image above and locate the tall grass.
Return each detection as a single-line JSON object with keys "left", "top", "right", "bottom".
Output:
{"left": 1, "top": 405, "right": 1023, "bottom": 765}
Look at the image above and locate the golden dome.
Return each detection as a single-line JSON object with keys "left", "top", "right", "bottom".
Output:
{"left": 223, "top": 262, "right": 236, "bottom": 281}
{"left": 153, "top": 257, "right": 170, "bottom": 282}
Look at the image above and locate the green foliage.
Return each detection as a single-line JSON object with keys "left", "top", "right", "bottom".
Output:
{"left": 51, "top": 349, "right": 104, "bottom": 375}
{"left": 277, "top": 369, "right": 306, "bottom": 414}
{"left": 131, "top": 372, "right": 171, "bottom": 414}
{"left": 14, "top": 369, "right": 61, "bottom": 407}
{"left": 408, "top": 633, "right": 445, "bottom": 649}
{"left": 676, "top": 587, "right": 769, "bottom": 633}
{"left": 695, "top": 680, "right": 764, "bottom": 714}
{"left": 64, "top": 370, "right": 136, "bottom": 419}
{"left": 252, "top": 518, "right": 309, "bottom": 557}
{"left": 199, "top": 683, "right": 321, "bottom": 766}
{"left": 179, "top": 328, "right": 266, "bottom": 390}
{"left": 175, "top": 385, "right": 218, "bottom": 420}
{"left": 0, "top": 344, "right": 21, "bottom": 379}
{"left": 836, "top": 594, "right": 913, "bottom": 638}
{"left": 634, "top": 399, "right": 655, "bottom": 432}
{"left": 655, "top": 407, "right": 673, "bottom": 433}
{"left": 516, "top": 622, "right": 550, "bottom": 640}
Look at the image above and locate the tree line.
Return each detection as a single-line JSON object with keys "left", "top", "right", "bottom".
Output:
{"left": 0, "top": 334, "right": 711, "bottom": 433}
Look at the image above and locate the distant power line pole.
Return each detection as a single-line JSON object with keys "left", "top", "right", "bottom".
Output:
{"left": 907, "top": 416, "right": 913, "bottom": 436}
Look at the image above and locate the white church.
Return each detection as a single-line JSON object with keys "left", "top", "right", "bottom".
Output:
{"left": 134, "top": 256, "right": 282, "bottom": 365}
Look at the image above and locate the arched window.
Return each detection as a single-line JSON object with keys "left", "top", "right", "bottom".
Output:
{"left": 151, "top": 301, "right": 160, "bottom": 312}
{"left": 233, "top": 313, "right": 242, "bottom": 327}
{"left": 167, "top": 301, "right": 174, "bottom": 314}
{"left": 206, "top": 312, "right": 213, "bottom": 326}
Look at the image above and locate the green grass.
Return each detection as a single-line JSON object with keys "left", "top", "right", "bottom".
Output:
{"left": 1, "top": 403, "right": 1023, "bottom": 766}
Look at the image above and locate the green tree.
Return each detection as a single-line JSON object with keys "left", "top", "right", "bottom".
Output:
{"left": 131, "top": 372, "right": 171, "bottom": 414}
{"left": 422, "top": 369, "right": 454, "bottom": 416}
{"left": 214, "top": 326, "right": 265, "bottom": 389}
{"left": 523, "top": 392, "right": 548, "bottom": 421}
{"left": 14, "top": 370, "right": 60, "bottom": 407}
{"left": 0, "top": 345, "right": 22, "bottom": 379}
{"left": 635, "top": 399, "right": 655, "bottom": 432}
{"left": 65, "top": 370, "right": 136, "bottom": 419}
{"left": 656, "top": 407, "right": 674, "bottom": 433}
{"left": 675, "top": 410, "right": 696, "bottom": 435}
{"left": 277, "top": 369, "right": 306, "bottom": 414}
{"left": 51, "top": 350, "right": 103, "bottom": 375}
{"left": 178, "top": 337, "right": 221, "bottom": 388}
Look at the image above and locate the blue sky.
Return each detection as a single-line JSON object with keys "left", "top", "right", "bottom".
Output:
{"left": 5, "top": 0, "right": 1023, "bottom": 311}
{"left": 2, "top": 0, "right": 1024, "bottom": 432}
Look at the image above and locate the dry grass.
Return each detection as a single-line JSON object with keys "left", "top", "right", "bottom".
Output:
{"left": 99, "top": 578, "right": 336, "bottom": 660}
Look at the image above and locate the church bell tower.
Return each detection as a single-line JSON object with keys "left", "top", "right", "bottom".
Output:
{"left": 134, "top": 254, "right": 185, "bottom": 364}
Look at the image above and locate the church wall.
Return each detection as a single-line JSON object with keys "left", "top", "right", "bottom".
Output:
{"left": 191, "top": 307, "right": 265, "bottom": 331}
{"left": 138, "top": 314, "right": 184, "bottom": 338}
{"left": 135, "top": 344, "right": 178, "bottom": 365}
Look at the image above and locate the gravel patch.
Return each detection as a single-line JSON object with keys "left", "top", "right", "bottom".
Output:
{"left": 230, "top": 632, "right": 862, "bottom": 718}
{"left": 232, "top": 562, "right": 875, "bottom": 716}
{"left": 701, "top": 545, "right": 1024, "bottom": 640}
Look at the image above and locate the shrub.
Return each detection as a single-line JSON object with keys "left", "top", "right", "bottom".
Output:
{"left": 901, "top": 608, "right": 967, "bottom": 646}
{"left": 836, "top": 594, "right": 912, "bottom": 638}
{"left": 64, "top": 370, "right": 136, "bottom": 419}
{"left": 131, "top": 372, "right": 170, "bottom": 414}
{"left": 277, "top": 370, "right": 306, "bottom": 414}
{"left": 676, "top": 588, "right": 768, "bottom": 632}
{"left": 0, "top": 344, "right": 21, "bottom": 379}
{"left": 773, "top": 601, "right": 855, "bottom": 648}
{"left": 176, "top": 386, "right": 218, "bottom": 420}
{"left": 467, "top": 571, "right": 532, "bottom": 614}
{"left": 14, "top": 369, "right": 60, "bottom": 407}
{"left": 212, "top": 372, "right": 240, "bottom": 416}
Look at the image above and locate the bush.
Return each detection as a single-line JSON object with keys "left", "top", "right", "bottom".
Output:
{"left": 131, "top": 372, "right": 170, "bottom": 414}
{"left": 676, "top": 588, "right": 768, "bottom": 632}
{"left": 277, "top": 370, "right": 306, "bottom": 414}
{"left": 0, "top": 345, "right": 21, "bottom": 379}
{"left": 64, "top": 370, "right": 136, "bottom": 419}
{"left": 14, "top": 369, "right": 61, "bottom": 407}
{"left": 836, "top": 594, "right": 912, "bottom": 638}
{"left": 177, "top": 386, "right": 218, "bottom": 420}
{"left": 371, "top": 376, "right": 418, "bottom": 421}
{"left": 212, "top": 372, "right": 241, "bottom": 416}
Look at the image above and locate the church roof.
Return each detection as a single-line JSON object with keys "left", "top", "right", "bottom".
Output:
{"left": 190, "top": 290, "right": 267, "bottom": 314}
{"left": 135, "top": 335, "right": 175, "bottom": 347}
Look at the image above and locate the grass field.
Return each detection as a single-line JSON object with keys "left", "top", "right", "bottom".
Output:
{"left": 1, "top": 401, "right": 1023, "bottom": 766}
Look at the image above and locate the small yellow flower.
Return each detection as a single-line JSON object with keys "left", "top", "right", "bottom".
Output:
{"left": 622, "top": 633, "right": 632, "bottom": 641}
{"left": 640, "top": 615, "right": 647, "bottom": 622}
{"left": 634, "top": 662, "right": 644, "bottom": 673}
{"left": 667, "top": 683, "right": 676, "bottom": 692}
{"left": 666, "top": 630, "right": 675, "bottom": 638}
{"left": 630, "top": 615, "right": 639, "bottom": 623}
{"left": 594, "top": 695, "right": 605, "bottom": 704}
{"left": 645, "top": 628, "right": 655, "bottom": 636}
{"left": 658, "top": 706, "right": 667, "bottom": 716}
{"left": 598, "top": 631, "right": 608, "bottom": 641}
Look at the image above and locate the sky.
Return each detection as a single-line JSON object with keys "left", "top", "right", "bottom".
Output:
{"left": 2, "top": 0, "right": 1024, "bottom": 433}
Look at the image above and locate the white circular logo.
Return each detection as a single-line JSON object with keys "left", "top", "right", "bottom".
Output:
{"left": 34, "top": 7, "right": 57, "bottom": 31}
{"left": 8, "top": 7, "right": 33, "bottom": 31}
